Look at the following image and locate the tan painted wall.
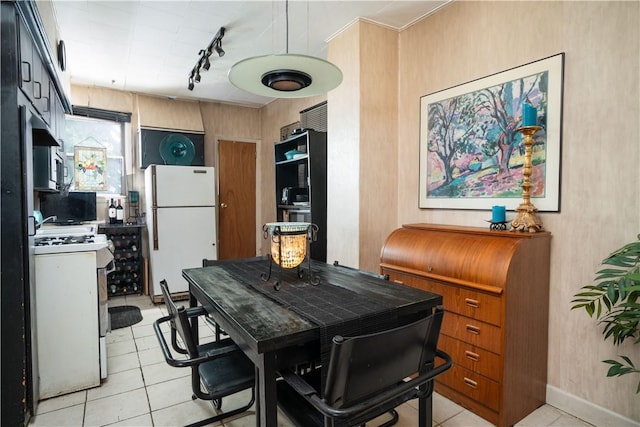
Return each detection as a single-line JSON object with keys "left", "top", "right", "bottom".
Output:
{"left": 199, "top": 101, "right": 262, "bottom": 167}
{"left": 136, "top": 95, "right": 204, "bottom": 132}
{"left": 395, "top": 1, "right": 639, "bottom": 420}
{"left": 327, "top": 23, "right": 361, "bottom": 268}
{"left": 326, "top": 21, "right": 398, "bottom": 273}
{"left": 358, "top": 22, "right": 398, "bottom": 273}
{"left": 70, "top": 85, "right": 134, "bottom": 113}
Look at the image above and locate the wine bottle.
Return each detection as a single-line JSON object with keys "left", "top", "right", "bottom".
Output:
{"left": 116, "top": 199, "right": 124, "bottom": 224}
{"left": 108, "top": 199, "right": 116, "bottom": 224}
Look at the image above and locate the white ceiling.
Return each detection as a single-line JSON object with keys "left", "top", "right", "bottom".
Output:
{"left": 52, "top": 1, "right": 449, "bottom": 108}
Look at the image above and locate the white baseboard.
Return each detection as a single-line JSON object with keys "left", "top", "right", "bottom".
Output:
{"left": 546, "top": 384, "right": 639, "bottom": 427}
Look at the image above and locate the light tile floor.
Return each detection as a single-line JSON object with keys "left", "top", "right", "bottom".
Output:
{"left": 30, "top": 295, "right": 595, "bottom": 427}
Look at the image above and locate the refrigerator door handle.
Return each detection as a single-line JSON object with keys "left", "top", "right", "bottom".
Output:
{"left": 152, "top": 207, "right": 159, "bottom": 250}
{"left": 151, "top": 165, "right": 159, "bottom": 250}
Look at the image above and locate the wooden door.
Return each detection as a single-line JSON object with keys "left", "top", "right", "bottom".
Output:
{"left": 217, "top": 140, "right": 256, "bottom": 259}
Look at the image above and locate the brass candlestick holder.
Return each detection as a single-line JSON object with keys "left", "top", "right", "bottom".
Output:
{"left": 511, "top": 126, "right": 544, "bottom": 233}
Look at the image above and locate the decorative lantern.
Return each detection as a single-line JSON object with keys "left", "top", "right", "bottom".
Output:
{"left": 262, "top": 222, "right": 319, "bottom": 289}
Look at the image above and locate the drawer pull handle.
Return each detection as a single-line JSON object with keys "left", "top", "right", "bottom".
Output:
{"left": 393, "top": 280, "right": 404, "bottom": 285}
{"left": 465, "top": 350, "right": 480, "bottom": 362}
{"left": 465, "top": 298, "right": 479, "bottom": 308}
{"left": 463, "top": 377, "right": 478, "bottom": 389}
{"left": 466, "top": 324, "right": 480, "bottom": 335}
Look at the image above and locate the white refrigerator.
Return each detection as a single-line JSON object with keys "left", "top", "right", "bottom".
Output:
{"left": 145, "top": 165, "right": 217, "bottom": 300}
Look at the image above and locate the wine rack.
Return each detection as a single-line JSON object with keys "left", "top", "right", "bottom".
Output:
{"left": 98, "top": 224, "right": 145, "bottom": 297}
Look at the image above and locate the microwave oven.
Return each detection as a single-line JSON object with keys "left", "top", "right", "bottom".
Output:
{"left": 282, "top": 208, "right": 311, "bottom": 223}
{"left": 33, "top": 145, "right": 63, "bottom": 192}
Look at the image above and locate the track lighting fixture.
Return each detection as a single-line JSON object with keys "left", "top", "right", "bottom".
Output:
{"left": 187, "top": 27, "right": 225, "bottom": 91}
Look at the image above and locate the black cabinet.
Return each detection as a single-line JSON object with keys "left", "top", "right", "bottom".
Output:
{"left": 18, "top": 16, "right": 64, "bottom": 148}
{"left": 274, "top": 130, "right": 327, "bottom": 262}
{"left": 2, "top": 4, "right": 71, "bottom": 424}
{"left": 99, "top": 224, "right": 145, "bottom": 297}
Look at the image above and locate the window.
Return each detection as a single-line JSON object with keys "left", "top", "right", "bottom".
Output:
{"left": 63, "top": 108, "right": 131, "bottom": 195}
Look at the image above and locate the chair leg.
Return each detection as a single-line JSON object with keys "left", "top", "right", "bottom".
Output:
{"left": 378, "top": 409, "right": 399, "bottom": 427}
{"left": 185, "top": 388, "right": 256, "bottom": 427}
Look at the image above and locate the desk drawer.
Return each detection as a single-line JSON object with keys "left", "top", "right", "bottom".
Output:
{"left": 441, "top": 312, "right": 502, "bottom": 354}
{"left": 387, "top": 272, "right": 502, "bottom": 326}
{"left": 439, "top": 364, "right": 500, "bottom": 412}
{"left": 439, "top": 334, "right": 501, "bottom": 381}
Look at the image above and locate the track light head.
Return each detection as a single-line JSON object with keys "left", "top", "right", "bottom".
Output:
{"left": 203, "top": 57, "right": 211, "bottom": 71}
{"left": 187, "top": 78, "right": 194, "bottom": 91}
{"left": 194, "top": 68, "right": 201, "bottom": 83}
{"left": 215, "top": 41, "right": 225, "bottom": 57}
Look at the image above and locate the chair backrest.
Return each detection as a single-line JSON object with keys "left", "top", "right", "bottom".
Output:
{"left": 159, "top": 279, "right": 198, "bottom": 357}
{"left": 160, "top": 279, "right": 178, "bottom": 319}
{"left": 332, "top": 260, "right": 389, "bottom": 280}
{"left": 323, "top": 306, "right": 444, "bottom": 409}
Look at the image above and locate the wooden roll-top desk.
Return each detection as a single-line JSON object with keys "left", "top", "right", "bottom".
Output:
{"left": 380, "top": 224, "right": 551, "bottom": 427}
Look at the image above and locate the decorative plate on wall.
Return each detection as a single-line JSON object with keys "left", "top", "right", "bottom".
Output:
{"left": 139, "top": 128, "right": 204, "bottom": 169}
{"left": 159, "top": 134, "right": 196, "bottom": 166}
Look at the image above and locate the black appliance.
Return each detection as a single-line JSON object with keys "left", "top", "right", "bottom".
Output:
{"left": 39, "top": 191, "right": 97, "bottom": 224}
{"left": 139, "top": 128, "right": 205, "bottom": 169}
{"left": 281, "top": 187, "right": 308, "bottom": 205}
{"left": 33, "top": 145, "right": 63, "bottom": 192}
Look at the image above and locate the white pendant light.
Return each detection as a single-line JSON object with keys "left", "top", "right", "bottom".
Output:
{"left": 228, "top": 1, "right": 342, "bottom": 98}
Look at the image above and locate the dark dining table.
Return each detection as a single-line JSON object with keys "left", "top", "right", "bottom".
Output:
{"left": 182, "top": 257, "right": 443, "bottom": 427}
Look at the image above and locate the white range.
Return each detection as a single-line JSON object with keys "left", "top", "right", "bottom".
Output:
{"left": 34, "top": 224, "right": 113, "bottom": 399}
{"left": 34, "top": 224, "right": 108, "bottom": 254}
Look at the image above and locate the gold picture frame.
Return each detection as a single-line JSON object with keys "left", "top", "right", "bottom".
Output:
{"left": 74, "top": 146, "right": 107, "bottom": 190}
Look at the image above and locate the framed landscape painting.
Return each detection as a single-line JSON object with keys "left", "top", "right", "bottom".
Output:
{"left": 419, "top": 53, "right": 564, "bottom": 211}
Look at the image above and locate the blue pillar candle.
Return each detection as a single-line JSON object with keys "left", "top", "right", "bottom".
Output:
{"left": 492, "top": 205, "right": 506, "bottom": 223}
{"left": 522, "top": 103, "right": 537, "bottom": 127}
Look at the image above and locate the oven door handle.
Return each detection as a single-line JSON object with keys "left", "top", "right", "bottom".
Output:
{"left": 28, "top": 215, "right": 36, "bottom": 237}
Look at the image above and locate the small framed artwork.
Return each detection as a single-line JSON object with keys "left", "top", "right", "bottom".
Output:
{"left": 419, "top": 53, "right": 564, "bottom": 211}
{"left": 74, "top": 146, "right": 107, "bottom": 191}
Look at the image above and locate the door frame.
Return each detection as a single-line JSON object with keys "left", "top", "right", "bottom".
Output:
{"left": 214, "top": 136, "right": 262, "bottom": 256}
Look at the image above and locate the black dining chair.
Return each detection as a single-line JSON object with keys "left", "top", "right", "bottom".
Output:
{"left": 276, "top": 306, "right": 452, "bottom": 427}
{"left": 201, "top": 258, "right": 228, "bottom": 342}
{"left": 153, "top": 280, "right": 255, "bottom": 427}
{"left": 332, "top": 260, "right": 390, "bottom": 280}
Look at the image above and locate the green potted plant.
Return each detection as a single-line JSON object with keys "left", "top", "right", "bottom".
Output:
{"left": 571, "top": 234, "right": 640, "bottom": 393}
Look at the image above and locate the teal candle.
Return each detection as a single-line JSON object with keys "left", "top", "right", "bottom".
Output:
{"left": 492, "top": 205, "right": 506, "bottom": 223}
{"left": 523, "top": 103, "right": 537, "bottom": 126}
